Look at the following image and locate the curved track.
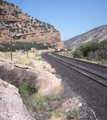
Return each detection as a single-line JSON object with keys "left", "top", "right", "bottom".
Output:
{"left": 43, "top": 52, "right": 107, "bottom": 119}
{"left": 45, "top": 52, "right": 107, "bottom": 89}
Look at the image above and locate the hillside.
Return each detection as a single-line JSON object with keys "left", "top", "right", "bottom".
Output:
{"left": 0, "top": 0, "right": 64, "bottom": 48}
{"left": 64, "top": 24, "right": 107, "bottom": 50}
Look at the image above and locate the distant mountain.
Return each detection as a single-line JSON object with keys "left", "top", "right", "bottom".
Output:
{"left": 64, "top": 25, "right": 107, "bottom": 50}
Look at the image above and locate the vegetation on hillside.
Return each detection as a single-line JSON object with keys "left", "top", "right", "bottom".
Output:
{"left": 0, "top": 0, "right": 59, "bottom": 40}
{"left": 0, "top": 42, "right": 57, "bottom": 52}
{"left": 73, "top": 39, "right": 107, "bottom": 58}
{"left": 72, "top": 39, "right": 107, "bottom": 65}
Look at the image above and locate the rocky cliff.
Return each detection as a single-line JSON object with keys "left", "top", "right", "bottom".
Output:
{"left": 0, "top": 1, "right": 64, "bottom": 48}
{"left": 64, "top": 24, "right": 107, "bottom": 50}
{"left": 0, "top": 78, "right": 35, "bottom": 120}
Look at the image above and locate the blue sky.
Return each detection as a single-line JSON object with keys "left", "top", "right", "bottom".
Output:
{"left": 5, "top": 0, "right": 107, "bottom": 41}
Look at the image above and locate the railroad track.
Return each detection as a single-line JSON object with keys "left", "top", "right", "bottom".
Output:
{"left": 54, "top": 52, "right": 107, "bottom": 69}
{"left": 44, "top": 52, "right": 107, "bottom": 89}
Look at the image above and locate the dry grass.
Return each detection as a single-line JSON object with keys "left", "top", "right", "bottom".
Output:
{"left": 49, "top": 107, "right": 64, "bottom": 120}
{"left": 0, "top": 52, "right": 40, "bottom": 65}
{"left": 88, "top": 107, "right": 97, "bottom": 120}
{"left": 58, "top": 51, "right": 73, "bottom": 58}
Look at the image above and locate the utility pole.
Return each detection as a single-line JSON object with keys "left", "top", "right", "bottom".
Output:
{"left": 10, "top": 33, "right": 12, "bottom": 60}
{"left": 27, "top": 44, "right": 28, "bottom": 58}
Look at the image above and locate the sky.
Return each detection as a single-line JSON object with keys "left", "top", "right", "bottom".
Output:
{"left": 5, "top": 0, "right": 107, "bottom": 41}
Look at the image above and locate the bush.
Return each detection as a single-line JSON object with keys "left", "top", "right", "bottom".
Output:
{"left": 23, "top": 35, "right": 26, "bottom": 39}
{"left": 15, "top": 84, "right": 61, "bottom": 111}
{"left": 24, "top": 25, "right": 27, "bottom": 28}
{"left": 100, "top": 39, "right": 107, "bottom": 47}
{"left": 17, "top": 84, "right": 29, "bottom": 99}
{"left": 9, "top": 26, "right": 15, "bottom": 32}
{"left": 28, "top": 94, "right": 61, "bottom": 110}
{"left": 16, "top": 84, "right": 38, "bottom": 98}
{"left": 79, "top": 42, "right": 100, "bottom": 57}
{"left": 87, "top": 51, "right": 94, "bottom": 60}
{"left": 11, "top": 3, "right": 15, "bottom": 7}
{"left": 67, "top": 108, "right": 79, "bottom": 120}
{"left": 0, "top": 44, "right": 11, "bottom": 52}
{"left": 26, "top": 86, "right": 38, "bottom": 95}
{"left": 48, "top": 112, "right": 52, "bottom": 118}
{"left": 31, "top": 24, "right": 36, "bottom": 29}
{"left": 28, "top": 95, "right": 48, "bottom": 110}
{"left": 96, "top": 56, "right": 102, "bottom": 61}
{"left": 73, "top": 49, "right": 83, "bottom": 58}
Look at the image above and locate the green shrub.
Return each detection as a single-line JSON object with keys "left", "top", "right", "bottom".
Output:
{"left": 17, "top": 84, "right": 29, "bottom": 99}
{"left": 28, "top": 95, "right": 48, "bottom": 110}
{"left": 73, "top": 49, "right": 83, "bottom": 58}
{"left": 24, "top": 25, "right": 27, "bottom": 28}
{"left": 9, "top": 26, "right": 15, "bottom": 32}
{"left": 16, "top": 84, "right": 38, "bottom": 98}
{"left": 52, "top": 95, "right": 61, "bottom": 101}
{"left": 96, "top": 56, "right": 102, "bottom": 61}
{"left": 100, "top": 39, "right": 107, "bottom": 47}
{"left": 26, "top": 86, "right": 38, "bottom": 95}
{"left": 87, "top": 51, "right": 94, "bottom": 60}
{"left": 44, "top": 95, "right": 52, "bottom": 101}
{"left": 15, "top": 84, "right": 61, "bottom": 111}
{"left": 67, "top": 108, "right": 79, "bottom": 120}
{"left": 23, "top": 35, "right": 26, "bottom": 39}
{"left": 48, "top": 112, "right": 52, "bottom": 118}
{"left": 28, "top": 94, "right": 61, "bottom": 111}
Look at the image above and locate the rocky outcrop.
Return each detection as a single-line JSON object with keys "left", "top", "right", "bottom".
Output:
{"left": 56, "top": 41, "right": 64, "bottom": 49}
{"left": 64, "top": 24, "right": 107, "bottom": 50}
{"left": 0, "top": 79, "right": 35, "bottom": 120}
{"left": 0, "top": 57, "right": 61, "bottom": 95}
{"left": 0, "top": 1, "right": 63, "bottom": 48}
{"left": 0, "top": 5, "right": 22, "bottom": 15}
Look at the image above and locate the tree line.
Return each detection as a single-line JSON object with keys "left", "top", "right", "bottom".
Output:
{"left": 0, "top": 42, "right": 56, "bottom": 52}
{"left": 72, "top": 39, "right": 107, "bottom": 59}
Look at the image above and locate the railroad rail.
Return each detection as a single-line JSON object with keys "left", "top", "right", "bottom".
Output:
{"left": 53, "top": 52, "right": 107, "bottom": 69}
{"left": 44, "top": 52, "right": 107, "bottom": 89}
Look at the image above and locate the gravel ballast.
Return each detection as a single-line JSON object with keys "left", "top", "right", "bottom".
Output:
{"left": 42, "top": 53, "right": 107, "bottom": 120}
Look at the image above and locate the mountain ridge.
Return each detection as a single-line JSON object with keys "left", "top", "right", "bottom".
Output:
{"left": 64, "top": 24, "right": 107, "bottom": 50}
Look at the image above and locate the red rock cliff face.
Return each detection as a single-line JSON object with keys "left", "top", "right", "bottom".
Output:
{"left": 0, "top": 1, "right": 64, "bottom": 49}
{"left": 29, "top": 30, "right": 61, "bottom": 44}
